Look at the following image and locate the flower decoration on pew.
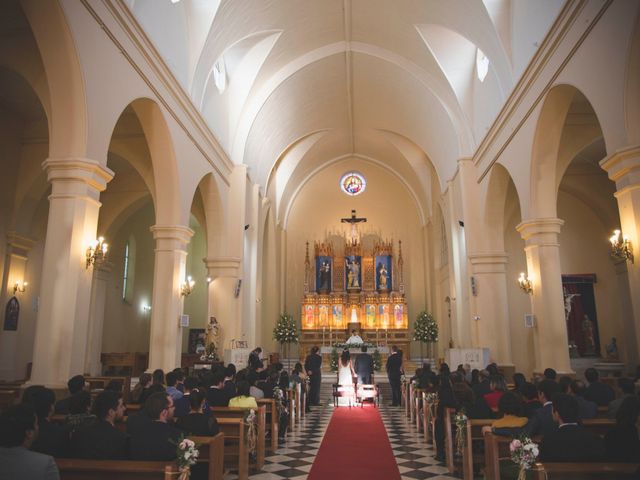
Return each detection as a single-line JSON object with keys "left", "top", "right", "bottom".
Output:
{"left": 425, "top": 392, "right": 439, "bottom": 419}
{"left": 244, "top": 408, "right": 258, "bottom": 458}
{"left": 173, "top": 435, "right": 199, "bottom": 480}
{"left": 510, "top": 436, "right": 539, "bottom": 480}
{"left": 453, "top": 410, "right": 468, "bottom": 457}
{"left": 273, "top": 386, "right": 289, "bottom": 416}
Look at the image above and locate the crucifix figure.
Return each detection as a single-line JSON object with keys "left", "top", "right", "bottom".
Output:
{"left": 340, "top": 209, "right": 367, "bottom": 243}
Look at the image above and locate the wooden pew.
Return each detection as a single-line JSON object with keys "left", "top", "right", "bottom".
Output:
{"left": 85, "top": 376, "right": 132, "bottom": 403}
{"left": 188, "top": 433, "right": 225, "bottom": 480}
{"left": 210, "top": 405, "right": 266, "bottom": 476}
{"left": 533, "top": 462, "right": 640, "bottom": 479}
{"left": 414, "top": 388, "right": 424, "bottom": 432}
{"left": 56, "top": 459, "right": 178, "bottom": 479}
{"left": 0, "top": 388, "right": 20, "bottom": 413}
{"left": 409, "top": 383, "right": 416, "bottom": 423}
{"left": 461, "top": 419, "right": 494, "bottom": 480}
{"left": 256, "top": 398, "right": 279, "bottom": 451}
{"left": 444, "top": 408, "right": 456, "bottom": 473}
{"left": 403, "top": 382, "right": 410, "bottom": 417}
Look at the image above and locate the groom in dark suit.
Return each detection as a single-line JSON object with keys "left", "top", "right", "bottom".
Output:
{"left": 354, "top": 346, "right": 374, "bottom": 384}
{"left": 386, "top": 345, "right": 403, "bottom": 406}
{"left": 304, "top": 346, "right": 322, "bottom": 406}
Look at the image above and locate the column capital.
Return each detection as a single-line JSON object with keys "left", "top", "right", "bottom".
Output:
{"left": 204, "top": 256, "right": 241, "bottom": 279}
{"left": 42, "top": 157, "right": 114, "bottom": 192}
{"left": 150, "top": 225, "right": 194, "bottom": 251}
{"left": 468, "top": 252, "right": 509, "bottom": 274}
{"left": 599, "top": 145, "right": 640, "bottom": 193}
{"left": 6, "top": 231, "right": 36, "bottom": 252}
{"left": 516, "top": 218, "right": 564, "bottom": 246}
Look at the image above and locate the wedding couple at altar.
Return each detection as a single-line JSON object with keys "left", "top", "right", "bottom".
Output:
{"left": 336, "top": 347, "right": 374, "bottom": 406}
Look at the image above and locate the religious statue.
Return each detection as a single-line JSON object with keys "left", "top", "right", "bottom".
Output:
{"left": 205, "top": 316, "right": 220, "bottom": 357}
{"left": 563, "top": 289, "right": 581, "bottom": 322}
{"left": 605, "top": 337, "right": 619, "bottom": 361}
{"left": 319, "top": 260, "right": 331, "bottom": 292}
{"left": 581, "top": 314, "right": 596, "bottom": 356}
{"left": 346, "top": 258, "right": 360, "bottom": 289}
{"left": 377, "top": 262, "right": 388, "bottom": 290}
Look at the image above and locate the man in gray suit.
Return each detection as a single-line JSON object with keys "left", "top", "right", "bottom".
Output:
{"left": 0, "top": 404, "right": 59, "bottom": 480}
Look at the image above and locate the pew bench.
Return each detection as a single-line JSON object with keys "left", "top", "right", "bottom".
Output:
{"left": 256, "top": 398, "right": 279, "bottom": 451}
{"left": 188, "top": 432, "right": 225, "bottom": 480}
{"left": 533, "top": 462, "right": 640, "bottom": 479}
{"left": 55, "top": 459, "right": 177, "bottom": 479}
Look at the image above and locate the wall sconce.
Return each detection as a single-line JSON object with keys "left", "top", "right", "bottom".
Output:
{"left": 13, "top": 281, "right": 27, "bottom": 295}
{"left": 518, "top": 272, "right": 533, "bottom": 294}
{"left": 86, "top": 237, "right": 108, "bottom": 269}
{"left": 142, "top": 304, "right": 152, "bottom": 314}
{"left": 609, "top": 229, "right": 634, "bottom": 263}
{"left": 181, "top": 276, "right": 195, "bottom": 297}
{"left": 206, "top": 276, "right": 212, "bottom": 284}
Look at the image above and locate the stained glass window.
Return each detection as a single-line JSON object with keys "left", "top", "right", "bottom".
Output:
{"left": 340, "top": 172, "right": 366, "bottom": 196}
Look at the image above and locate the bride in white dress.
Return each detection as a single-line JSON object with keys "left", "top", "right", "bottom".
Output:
{"left": 337, "top": 349, "right": 356, "bottom": 406}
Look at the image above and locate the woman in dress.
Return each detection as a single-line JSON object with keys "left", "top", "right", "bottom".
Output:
{"left": 337, "top": 350, "right": 356, "bottom": 406}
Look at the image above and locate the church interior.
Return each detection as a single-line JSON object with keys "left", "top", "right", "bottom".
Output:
{"left": 1, "top": 1, "right": 640, "bottom": 479}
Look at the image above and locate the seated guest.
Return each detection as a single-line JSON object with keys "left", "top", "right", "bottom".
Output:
{"left": 291, "top": 362, "right": 311, "bottom": 413}
{"left": 492, "top": 392, "right": 528, "bottom": 436}
{"left": 172, "top": 368, "right": 186, "bottom": 393}
{"left": 521, "top": 383, "right": 542, "bottom": 418}
{"left": 604, "top": 395, "right": 640, "bottom": 462}
{"left": 131, "top": 373, "right": 153, "bottom": 404}
{"left": 69, "top": 390, "right": 127, "bottom": 459}
{"left": 607, "top": 377, "right": 636, "bottom": 419}
{"left": 512, "top": 373, "right": 527, "bottom": 394}
{"left": 472, "top": 369, "right": 491, "bottom": 398}
{"left": 229, "top": 381, "right": 258, "bottom": 409}
{"left": 65, "top": 391, "right": 96, "bottom": 436}
{"left": 0, "top": 404, "right": 60, "bottom": 480}
{"left": 247, "top": 372, "right": 265, "bottom": 400}
{"left": 174, "top": 376, "right": 199, "bottom": 418}
{"left": 223, "top": 364, "right": 237, "bottom": 398}
{"left": 129, "top": 392, "right": 181, "bottom": 461}
{"left": 54, "top": 375, "right": 86, "bottom": 414}
{"left": 258, "top": 371, "right": 280, "bottom": 399}
{"left": 583, "top": 367, "right": 615, "bottom": 406}
{"left": 177, "top": 390, "right": 220, "bottom": 436}
{"left": 524, "top": 379, "right": 560, "bottom": 438}
{"left": 563, "top": 378, "right": 597, "bottom": 419}
{"left": 483, "top": 375, "right": 507, "bottom": 412}
{"left": 208, "top": 371, "right": 231, "bottom": 407}
{"left": 152, "top": 368, "right": 165, "bottom": 386}
{"left": 540, "top": 393, "right": 605, "bottom": 462}
{"left": 28, "top": 387, "right": 68, "bottom": 458}
{"left": 279, "top": 369, "right": 290, "bottom": 390}
{"left": 434, "top": 375, "right": 458, "bottom": 462}
{"left": 453, "top": 382, "right": 490, "bottom": 419}
{"left": 165, "top": 371, "right": 184, "bottom": 402}
{"left": 543, "top": 368, "right": 557, "bottom": 381}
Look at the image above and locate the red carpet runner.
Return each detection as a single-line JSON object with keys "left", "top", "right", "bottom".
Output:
{"left": 307, "top": 406, "right": 401, "bottom": 480}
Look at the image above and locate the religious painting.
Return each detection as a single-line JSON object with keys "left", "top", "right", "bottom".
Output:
{"left": 562, "top": 274, "right": 600, "bottom": 357}
{"left": 319, "top": 305, "right": 329, "bottom": 327}
{"left": 304, "top": 305, "right": 315, "bottom": 328}
{"left": 345, "top": 255, "right": 362, "bottom": 290}
{"left": 394, "top": 304, "right": 404, "bottom": 328}
{"left": 332, "top": 304, "right": 343, "bottom": 328}
{"left": 3, "top": 297, "right": 19, "bottom": 331}
{"left": 366, "top": 304, "right": 376, "bottom": 327}
{"left": 379, "top": 304, "right": 390, "bottom": 328}
{"left": 316, "top": 256, "right": 332, "bottom": 293}
{"left": 188, "top": 328, "right": 206, "bottom": 354}
{"left": 375, "top": 255, "right": 392, "bottom": 291}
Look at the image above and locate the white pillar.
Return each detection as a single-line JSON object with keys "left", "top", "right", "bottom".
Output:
{"left": 30, "top": 158, "right": 113, "bottom": 387}
{"left": 517, "top": 218, "right": 572, "bottom": 374}
{"left": 148, "top": 225, "right": 194, "bottom": 372}
{"left": 468, "top": 253, "right": 513, "bottom": 366}
{"left": 600, "top": 146, "right": 640, "bottom": 368}
{"left": 84, "top": 262, "right": 112, "bottom": 376}
{"left": 205, "top": 257, "right": 242, "bottom": 352}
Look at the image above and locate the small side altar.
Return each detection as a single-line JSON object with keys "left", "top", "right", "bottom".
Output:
{"left": 298, "top": 211, "right": 410, "bottom": 361}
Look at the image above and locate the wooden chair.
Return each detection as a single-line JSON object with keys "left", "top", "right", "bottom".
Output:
{"left": 55, "top": 459, "right": 178, "bottom": 479}
{"left": 356, "top": 384, "right": 378, "bottom": 407}
{"left": 332, "top": 384, "right": 356, "bottom": 407}
{"left": 188, "top": 433, "right": 225, "bottom": 480}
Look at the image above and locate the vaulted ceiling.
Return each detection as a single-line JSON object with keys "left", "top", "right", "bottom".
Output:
{"left": 126, "top": 0, "right": 564, "bottom": 222}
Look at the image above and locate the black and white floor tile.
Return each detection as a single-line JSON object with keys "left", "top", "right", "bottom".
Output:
{"left": 223, "top": 388, "right": 461, "bottom": 480}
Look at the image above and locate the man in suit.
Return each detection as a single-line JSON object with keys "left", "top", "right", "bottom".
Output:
{"left": 305, "top": 346, "right": 322, "bottom": 406}
{"left": 524, "top": 379, "right": 560, "bottom": 438}
{"left": 386, "top": 345, "right": 403, "bottom": 406}
{"left": 69, "top": 390, "right": 128, "bottom": 459}
{"left": 354, "top": 346, "right": 374, "bottom": 384}
{"left": 583, "top": 368, "right": 615, "bottom": 406}
{"left": 129, "top": 392, "right": 181, "bottom": 461}
{"left": 0, "top": 403, "right": 60, "bottom": 480}
{"left": 208, "top": 371, "right": 231, "bottom": 407}
{"left": 540, "top": 393, "right": 605, "bottom": 462}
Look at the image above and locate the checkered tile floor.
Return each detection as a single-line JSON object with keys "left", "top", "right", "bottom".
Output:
{"left": 222, "top": 391, "right": 461, "bottom": 480}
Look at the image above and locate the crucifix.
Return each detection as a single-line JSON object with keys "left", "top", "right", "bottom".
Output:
{"left": 340, "top": 209, "right": 367, "bottom": 243}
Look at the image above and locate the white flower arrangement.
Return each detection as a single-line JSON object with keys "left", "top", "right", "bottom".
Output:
{"left": 173, "top": 435, "right": 199, "bottom": 479}
{"left": 510, "top": 436, "right": 540, "bottom": 480}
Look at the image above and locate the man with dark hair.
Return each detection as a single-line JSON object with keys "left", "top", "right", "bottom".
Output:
{"left": 386, "top": 345, "right": 403, "bottom": 406}
{"left": 69, "top": 390, "right": 127, "bottom": 459}
{"left": 258, "top": 371, "right": 280, "bottom": 399}
{"left": 540, "top": 394, "right": 604, "bottom": 462}
{"left": 543, "top": 368, "right": 557, "bottom": 381}
{"left": 223, "top": 364, "right": 237, "bottom": 399}
{"left": 584, "top": 367, "right": 615, "bottom": 406}
{"left": 248, "top": 347, "right": 265, "bottom": 372}
{"left": 129, "top": 392, "right": 181, "bottom": 461}
{"left": 152, "top": 369, "right": 165, "bottom": 386}
{"left": 559, "top": 377, "right": 597, "bottom": 419}
{"left": 524, "top": 379, "right": 560, "bottom": 437}
{"left": 521, "top": 383, "right": 542, "bottom": 418}
{"left": 55, "top": 374, "right": 86, "bottom": 414}
{"left": 354, "top": 345, "right": 374, "bottom": 384}
{"left": 165, "top": 371, "right": 184, "bottom": 401}
{"left": 607, "top": 377, "right": 635, "bottom": 419}
{"left": 28, "top": 387, "right": 67, "bottom": 458}
{"left": 174, "top": 376, "right": 200, "bottom": 418}
{"left": 0, "top": 404, "right": 60, "bottom": 479}
{"left": 208, "top": 371, "right": 231, "bottom": 407}
{"left": 305, "top": 346, "right": 322, "bottom": 406}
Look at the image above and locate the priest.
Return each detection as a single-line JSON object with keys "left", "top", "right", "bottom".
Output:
{"left": 345, "top": 329, "right": 364, "bottom": 345}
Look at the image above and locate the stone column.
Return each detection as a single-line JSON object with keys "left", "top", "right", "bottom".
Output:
{"left": 0, "top": 233, "right": 35, "bottom": 380}
{"left": 30, "top": 158, "right": 113, "bottom": 387}
{"left": 611, "top": 260, "right": 638, "bottom": 369}
{"left": 148, "top": 225, "right": 194, "bottom": 372}
{"left": 600, "top": 146, "right": 640, "bottom": 366}
{"left": 204, "top": 256, "right": 242, "bottom": 353}
{"left": 84, "top": 262, "right": 112, "bottom": 376}
{"left": 516, "top": 218, "right": 572, "bottom": 374}
{"left": 468, "top": 253, "right": 513, "bottom": 366}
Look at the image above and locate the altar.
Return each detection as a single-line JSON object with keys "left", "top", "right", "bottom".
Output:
{"left": 298, "top": 215, "right": 411, "bottom": 361}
